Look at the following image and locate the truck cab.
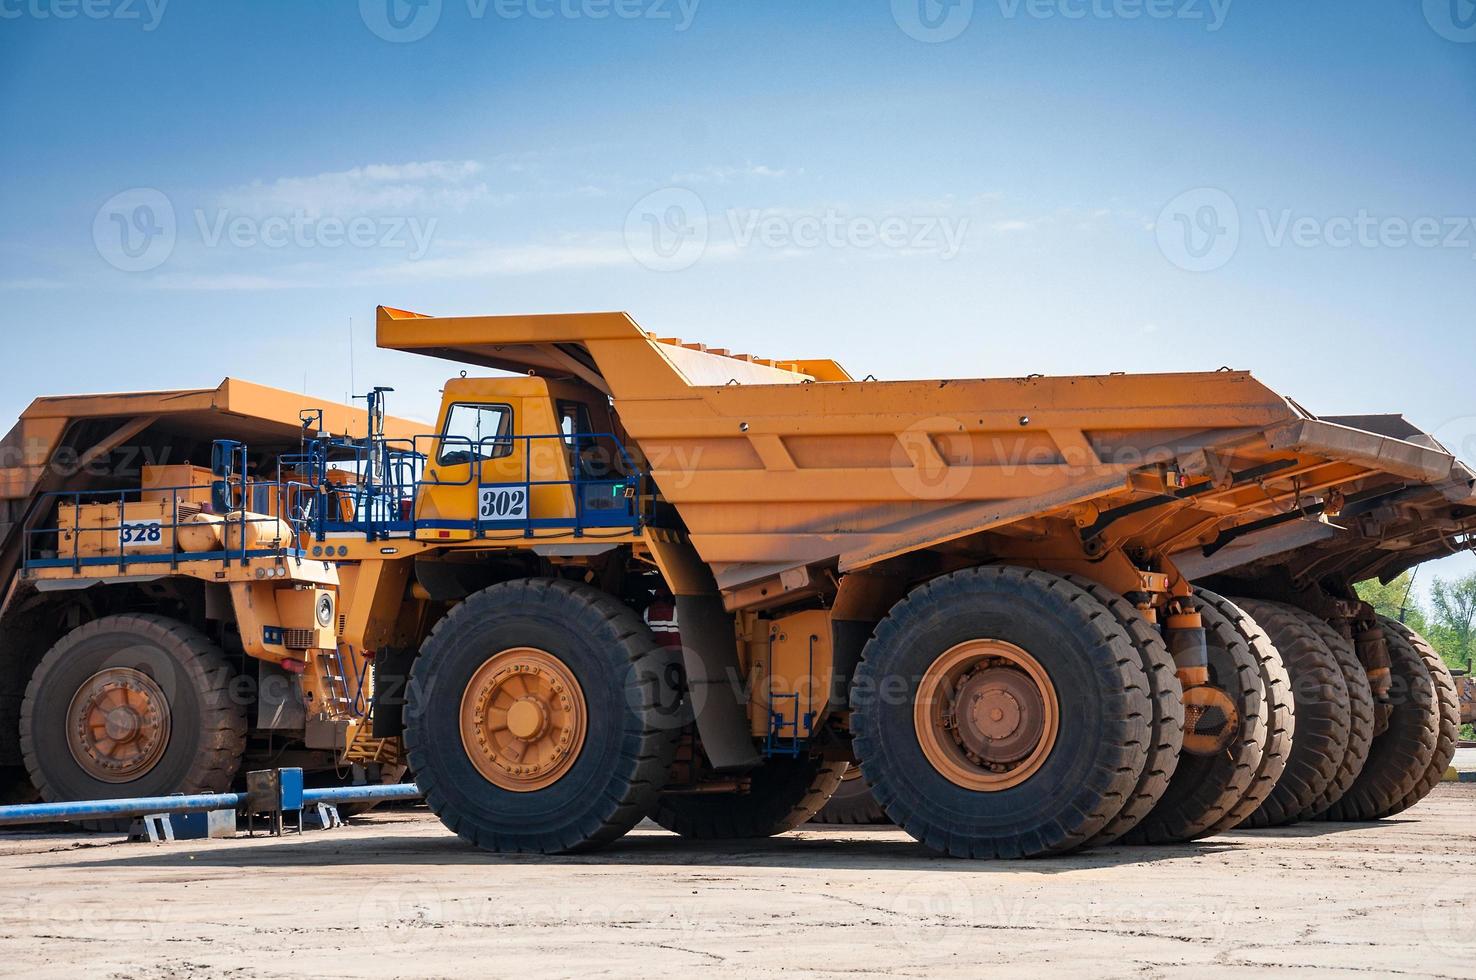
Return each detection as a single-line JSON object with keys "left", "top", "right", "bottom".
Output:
{"left": 411, "top": 376, "right": 641, "bottom": 541}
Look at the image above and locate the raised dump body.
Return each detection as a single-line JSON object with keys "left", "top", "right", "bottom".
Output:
{"left": 378, "top": 306, "right": 1460, "bottom": 599}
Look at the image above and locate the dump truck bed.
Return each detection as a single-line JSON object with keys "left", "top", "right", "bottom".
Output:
{"left": 378, "top": 307, "right": 1467, "bottom": 593}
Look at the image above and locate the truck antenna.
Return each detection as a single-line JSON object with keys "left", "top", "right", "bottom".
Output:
{"left": 348, "top": 316, "right": 357, "bottom": 401}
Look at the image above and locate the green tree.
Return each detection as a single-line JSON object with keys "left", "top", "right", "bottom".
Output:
{"left": 1355, "top": 571, "right": 1428, "bottom": 634}
{"left": 1428, "top": 572, "right": 1476, "bottom": 673}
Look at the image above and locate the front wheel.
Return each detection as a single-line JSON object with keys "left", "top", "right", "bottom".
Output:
{"left": 404, "top": 579, "right": 682, "bottom": 854}
{"left": 20, "top": 614, "right": 246, "bottom": 829}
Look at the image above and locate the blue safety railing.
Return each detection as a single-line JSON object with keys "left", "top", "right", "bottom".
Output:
{"left": 23, "top": 478, "right": 313, "bottom": 573}
{"left": 296, "top": 429, "right": 647, "bottom": 546}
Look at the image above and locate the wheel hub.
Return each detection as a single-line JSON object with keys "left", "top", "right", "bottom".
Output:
{"left": 915, "top": 640, "right": 1059, "bottom": 792}
{"left": 66, "top": 667, "right": 171, "bottom": 783}
{"left": 956, "top": 667, "right": 1046, "bottom": 764}
{"left": 459, "top": 647, "right": 587, "bottom": 793}
{"left": 1180, "top": 683, "right": 1241, "bottom": 756}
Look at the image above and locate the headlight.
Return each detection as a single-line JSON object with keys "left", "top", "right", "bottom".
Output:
{"left": 316, "top": 593, "right": 335, "bottom": 628}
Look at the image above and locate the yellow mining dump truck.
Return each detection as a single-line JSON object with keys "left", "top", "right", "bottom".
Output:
{"left": 0, "top": 380, "right": 420, "bottom": 811}
{"left": 8, "top": 307, "right": 1467, "bottom": 858}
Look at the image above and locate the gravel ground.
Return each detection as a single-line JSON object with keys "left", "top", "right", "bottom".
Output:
{"left": 1, "top": 783, "right": 1473, "bottom": 979}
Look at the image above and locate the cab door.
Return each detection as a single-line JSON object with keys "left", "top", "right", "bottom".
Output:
{"left": 415, "top": 399, "right": 522, "bottom": 539}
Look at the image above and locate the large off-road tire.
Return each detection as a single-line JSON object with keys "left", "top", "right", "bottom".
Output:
{"left": 1275, "top": 606, "right": 1375, "bottom": 820}
{"left": 654, "top": 756, "right": 846, "bottom": 838}
{"left": 852, "top": 566, "right": 1151, "bottom": 859}
{"left": 1195, "top": 592, "right": 1294, "bottom": 835}
{"left": 1124, "top": 593, "right": 1266, "bottom": 844}
{"left": 404, "top": 578, "right": 682, "bottom": 854}
{"left": 812, "top": 765, "right": 889, "bottom": 825}
{"left": 1232, "top": 599, "right": 1349, "bottom": 828}
{"left": 1380, "top": 619, "right": 1459, "bottom": 817}
{"left": 20, "top": 615, "right": 246, "bottom": 829}
{"left": 1322, "top": 623, "right": 1437, "bottom": 822}
{"left": 1062, "top": 575, "right": 1185, "bottom": 847}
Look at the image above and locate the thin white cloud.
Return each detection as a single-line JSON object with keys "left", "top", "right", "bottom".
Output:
{"left": 0, "top": 277, "right": 67, "bottom": 290}
{"left": 215, "top": 160, "right": 495, "bottom": 217}
{"left": 672, "top": 163, "right": 796, "bottom": 184}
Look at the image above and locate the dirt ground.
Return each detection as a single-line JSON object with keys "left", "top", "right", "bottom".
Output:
{"left": 1, "top": 783, "right": 1473, "bottom": 979}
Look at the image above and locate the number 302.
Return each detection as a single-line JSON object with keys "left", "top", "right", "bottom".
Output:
{"left": 479, "top": 489, "right": 527, "bottom": 519}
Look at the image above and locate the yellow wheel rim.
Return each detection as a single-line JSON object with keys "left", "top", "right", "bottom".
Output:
{"left": 914, "top": 639, "right": 1060, "bottom": 792}
{"left": 459, "top": 647, "right": 587, "bottom": 793}
{"left": 66, "top": 667, "right": 171, "bottom": 783}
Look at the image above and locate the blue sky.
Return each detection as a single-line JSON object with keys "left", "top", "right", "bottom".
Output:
{"left": 2, "top": 0, "right": 1474, "bottom": 589}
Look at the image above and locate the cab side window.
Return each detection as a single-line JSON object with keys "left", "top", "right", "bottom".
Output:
{"left": 437, "top": 403, "right": 514, "bottom": 466}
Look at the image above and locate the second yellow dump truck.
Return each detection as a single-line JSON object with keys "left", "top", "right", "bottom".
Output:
{"left": 5, "top": 306, "right": 1466, "bottom": 858}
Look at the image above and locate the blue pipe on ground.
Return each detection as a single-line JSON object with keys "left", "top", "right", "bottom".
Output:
{"left": 0, "top": 783, "right": 421, "bottom": 827}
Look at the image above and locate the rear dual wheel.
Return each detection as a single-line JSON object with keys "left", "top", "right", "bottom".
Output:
{"left": 1321, "top": 620, "right": 1439, "bottom": 822}
{"left": 1231, "top": 598, "right": 1350, "bottom": 828}
{"left": 652, "top": 756, "right": 846, "bottom": 839}
{"left": 852, "top": 566, "right": 1152, "bottom": 859}
{"left": 1381, "top": 619, "right": 1460, "bottom": 816}
{"left": 1124, "top": 592, "right": 1271, "bottom": 844}
{"left": 1060, "top": 574, "right": 1185, "bottom": 846}
{"left": 1273, "top": 606, "right": 1375, "bottom": 821}
{"left": 812, "top": 765, "right": 889, "bottom": 825}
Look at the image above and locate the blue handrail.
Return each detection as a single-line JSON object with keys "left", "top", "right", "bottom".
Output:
{"left": 23, "top": 478, "right": 313, "bottom": 573}
{"left": 299, "top": 429, "right": 647, "bottom": 545}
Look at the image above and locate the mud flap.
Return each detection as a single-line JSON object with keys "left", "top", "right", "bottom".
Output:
{"left": 675, "top": 595, "right": 761, "bottom": 772}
